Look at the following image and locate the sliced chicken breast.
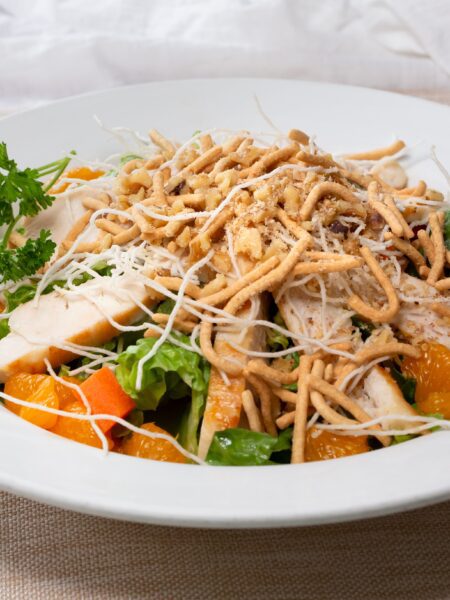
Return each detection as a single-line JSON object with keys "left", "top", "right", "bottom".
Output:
{"left": 394, "top": 273, "right": 450, "bottom": 348}
{"left": 25, "top": 187, "right": 103, "bottom": 246}
{"left": 278, "top": 287, "right": 353, "bottom": 342}
{"left": 0, "top": 276, "right": 152, "bottom": 382}
{"left": 362, "top": 365, "right": 417, "bottom": 430}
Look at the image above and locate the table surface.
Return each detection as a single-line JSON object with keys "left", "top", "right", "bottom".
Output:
{"left": 1, "top": 87, "right": 450, "bottom": 600}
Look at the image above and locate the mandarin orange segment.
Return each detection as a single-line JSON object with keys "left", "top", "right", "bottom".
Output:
{"left": 118, "top": 423, "right": 187, "bottom": 464}
{"left": 4, "top": 373, "right": 49, "bottom": 415}
{"left": 19, "top": 378, "right": 59, "bottom": 430}
{"left": 50, "top": 400, "right": 112, "bottom": 449}
{"left": 55, "top": 376, "right": 82, "bottom": 409}
{"left": 305, "top": 428, "right": 370, "bottom": 462}
{"left": 52, "top": 166, "right": 104, "bottom": 193}
{"left": 418, "top": 392, "right": 450, "bottom": 419}
{"left": 402, "top": 342, "right": 450, "bottom": 413}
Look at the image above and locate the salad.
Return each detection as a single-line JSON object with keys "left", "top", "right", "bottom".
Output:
{"left": 0, "top": 125, "right": 449, "bottom": 466}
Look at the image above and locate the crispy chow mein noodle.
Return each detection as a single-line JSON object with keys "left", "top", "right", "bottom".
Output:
{"left": 1, "top": 125, "right": 450, "bottom": 466}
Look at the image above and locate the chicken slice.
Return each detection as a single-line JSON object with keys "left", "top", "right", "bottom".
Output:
{"left": 278, "top": 287, "right": 353, "bottom": 342}
{"left": 362, "top": 365, "right": 417, "bottom": 430}
{"left": 25, "top": 187, "right": 103, "bottom": 247}
{"left": 0, "top": 276, "right": 151, "bottom": 382}
{"left": 197, "top": 297, "right": 267, "bottom": 459}
{"left": 394, "top": 273, "right": 450, "bottom": 348}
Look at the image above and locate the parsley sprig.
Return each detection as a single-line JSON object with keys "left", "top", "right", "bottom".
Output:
{"left": 0, "top": 142, "right": 74, "bottom": 282}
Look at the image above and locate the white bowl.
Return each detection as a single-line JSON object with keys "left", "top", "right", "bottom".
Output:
{"left": 0, "top": 79, "right": 449, "bottom": 528}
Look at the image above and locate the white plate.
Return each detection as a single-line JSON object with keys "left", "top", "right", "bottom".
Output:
{"left": 0, "top": 79, "right": 449, "bottom": 528}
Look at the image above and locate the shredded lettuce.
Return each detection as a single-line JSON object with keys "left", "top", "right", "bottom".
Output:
{"left": 391, "top": 434, "right": 415, "bottom": 445}
{"left": 267, "top": 314, "right": 289, "bottom": 351}
{"left": 191, "top": 130, "right": 201, "bottom": 149}
{"left": 119, "top": 153, "right": 142, "bottom": 166}
{"left": 389, "top": 365, "right": 416, "bottom": 405}
{"left": 0, "top": 318, "right": 9, "bottom": 339}
{"left": 155, "top": 299, "right": 176, "bottom": 315}
{"left": 116, "top": 335, "right": 210, "bottom": 452}
{"left": 351, "top": 315, "right": 375, "bottom": 341}
{"left": 391, "top": 408, "right": 444, "bottom": 445}
{"left": 112, "top": 409, "right": 144, "bottom": 439}
{"left": 267, "top": 329, "right": 289, "bottom": 351}
{"left": 206, "top": 428, "right": 292, "bottom": 466}
{"left": 444, "top": 211, "right": 450, "bottom": 250}
{"left": 4, "top": 283, "right": 38, "bottom": 311}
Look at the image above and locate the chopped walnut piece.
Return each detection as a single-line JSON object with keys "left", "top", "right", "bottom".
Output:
{"left": 211, "top": 250, "right": 232, "bottom": 273}
{"left": 235, "top": 227, "right": 263, "bottom": 260}
{"left": 342, "top": 236, "right": 360, "bottom": 255}
{"left": 176, "top": 226, "right": 191, "bottom": 248}
{"left": 283, "top": 184, "right": 302, "bottom": 214}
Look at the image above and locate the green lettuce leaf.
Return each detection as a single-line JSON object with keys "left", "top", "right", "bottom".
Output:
{"left": 4, "top": 283, "right": 37, "bottom": 311}
{"left": 351, "top": 315, "right": 375, "bottom": 341}
{"left": 0, "top": 318, "right": 9, "bottom": 340}
{"left": 444, "top": 211, "right": 450, "bottom": 250}
{"left": 116, "top": 335, "right": 210, "bottom": 452}
{"left": 119, "top": 153, "right": 143, "bottom": 166}
{"left": 156, "top": 299, "right": 176, "bottom": 315}
{"left": 111, "top": 409, "right": 145, "bottom": 439}
{"left": 267, "top": 329, "right": 289, "bottom": 351}
{"left": 267, "top": 311, "right": 289, "bottom": 351}
{"left": 391, "top": 434, "right": 415, "bottom": 445}
{"left": 389, "top": 365, "right": 416, "bottom": 404}
{"left": 206, "top": 428, "right": 292, "bottom": 466}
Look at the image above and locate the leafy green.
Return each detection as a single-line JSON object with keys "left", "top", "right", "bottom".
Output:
{"left": 72, "top": 339, "right": 118, "bottom": 381}
{"left": 267, "top": 312, "right": 289, "bottom": 351}
{"left": 351, "top": 315, "right": 375, "bottom": 341}
{"left": 191, "top": 130, "right": 201, "bottom": 149}
{"left": 427, "top": 413, "right": 445, "bottom": 431}
{"left": 0, "top": 143, "right": 55, "bottom": 224}
{"left": 116, "top": 335, "right": 210, "bottom": 452}
{"left": 206, "top": 428, "right": 292, "bottom": 466}
{"left": 0, "top": 318, "right": 10, "bottom": 340}
{"left": 444, "top": 211, "right": 450, "bottom": 250}
{"left": 0, "top": 282, "right": 39, "bottom": 338}
{"left": 281, "top": 352, "right": 300, "bottom": 392}
{"left": 405, "top": 261, "right": 420, "bottom": 278}
{"left": 156, "top": 299, "right": 176, "bottom": 315}
{"left": 426, "top": 411, "right": 444, "bottom": 421}
{"left": 58, "top": 329, "right": 141, "bottom": 381}
{"left": 111, "top": 409, "right": 144, "bottom": 439}
{"left": 391, "top": 434, "right": 415, "bottom": 445}
{"left": 267, "top": 328, "right": 289, "bottom": 351}
{"left": 58, "top": 364, "right": 72, "bottom": 377}
{"left": 391, "top": 407, "right": 445, "bottom": 445}
{"left": 389, "top": 365, "right": 416, "bottom": 405}
{"left": 0, "top": 143, "right": 73, "bottom": 282}
{"left": 0, "top": 230, "right": 56, "bottom": 283}
{"left": 119, "top": 153, "right": 143, "bottom": 166}
{"left": 412, "top": 404, "right": 445, "bottom": 432}
{"left": 274, "top": 311, "right": 286, "bottom": 329}
{"left": 4, "top": 284, "right": 37, "bottom": 312}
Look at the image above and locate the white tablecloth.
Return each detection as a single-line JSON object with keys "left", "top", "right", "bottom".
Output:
{"left": 0, "top": 0, "right": 449, "bottom": 112}
{"left": 1, "top": 492, "right": 449, "bottom": 600}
